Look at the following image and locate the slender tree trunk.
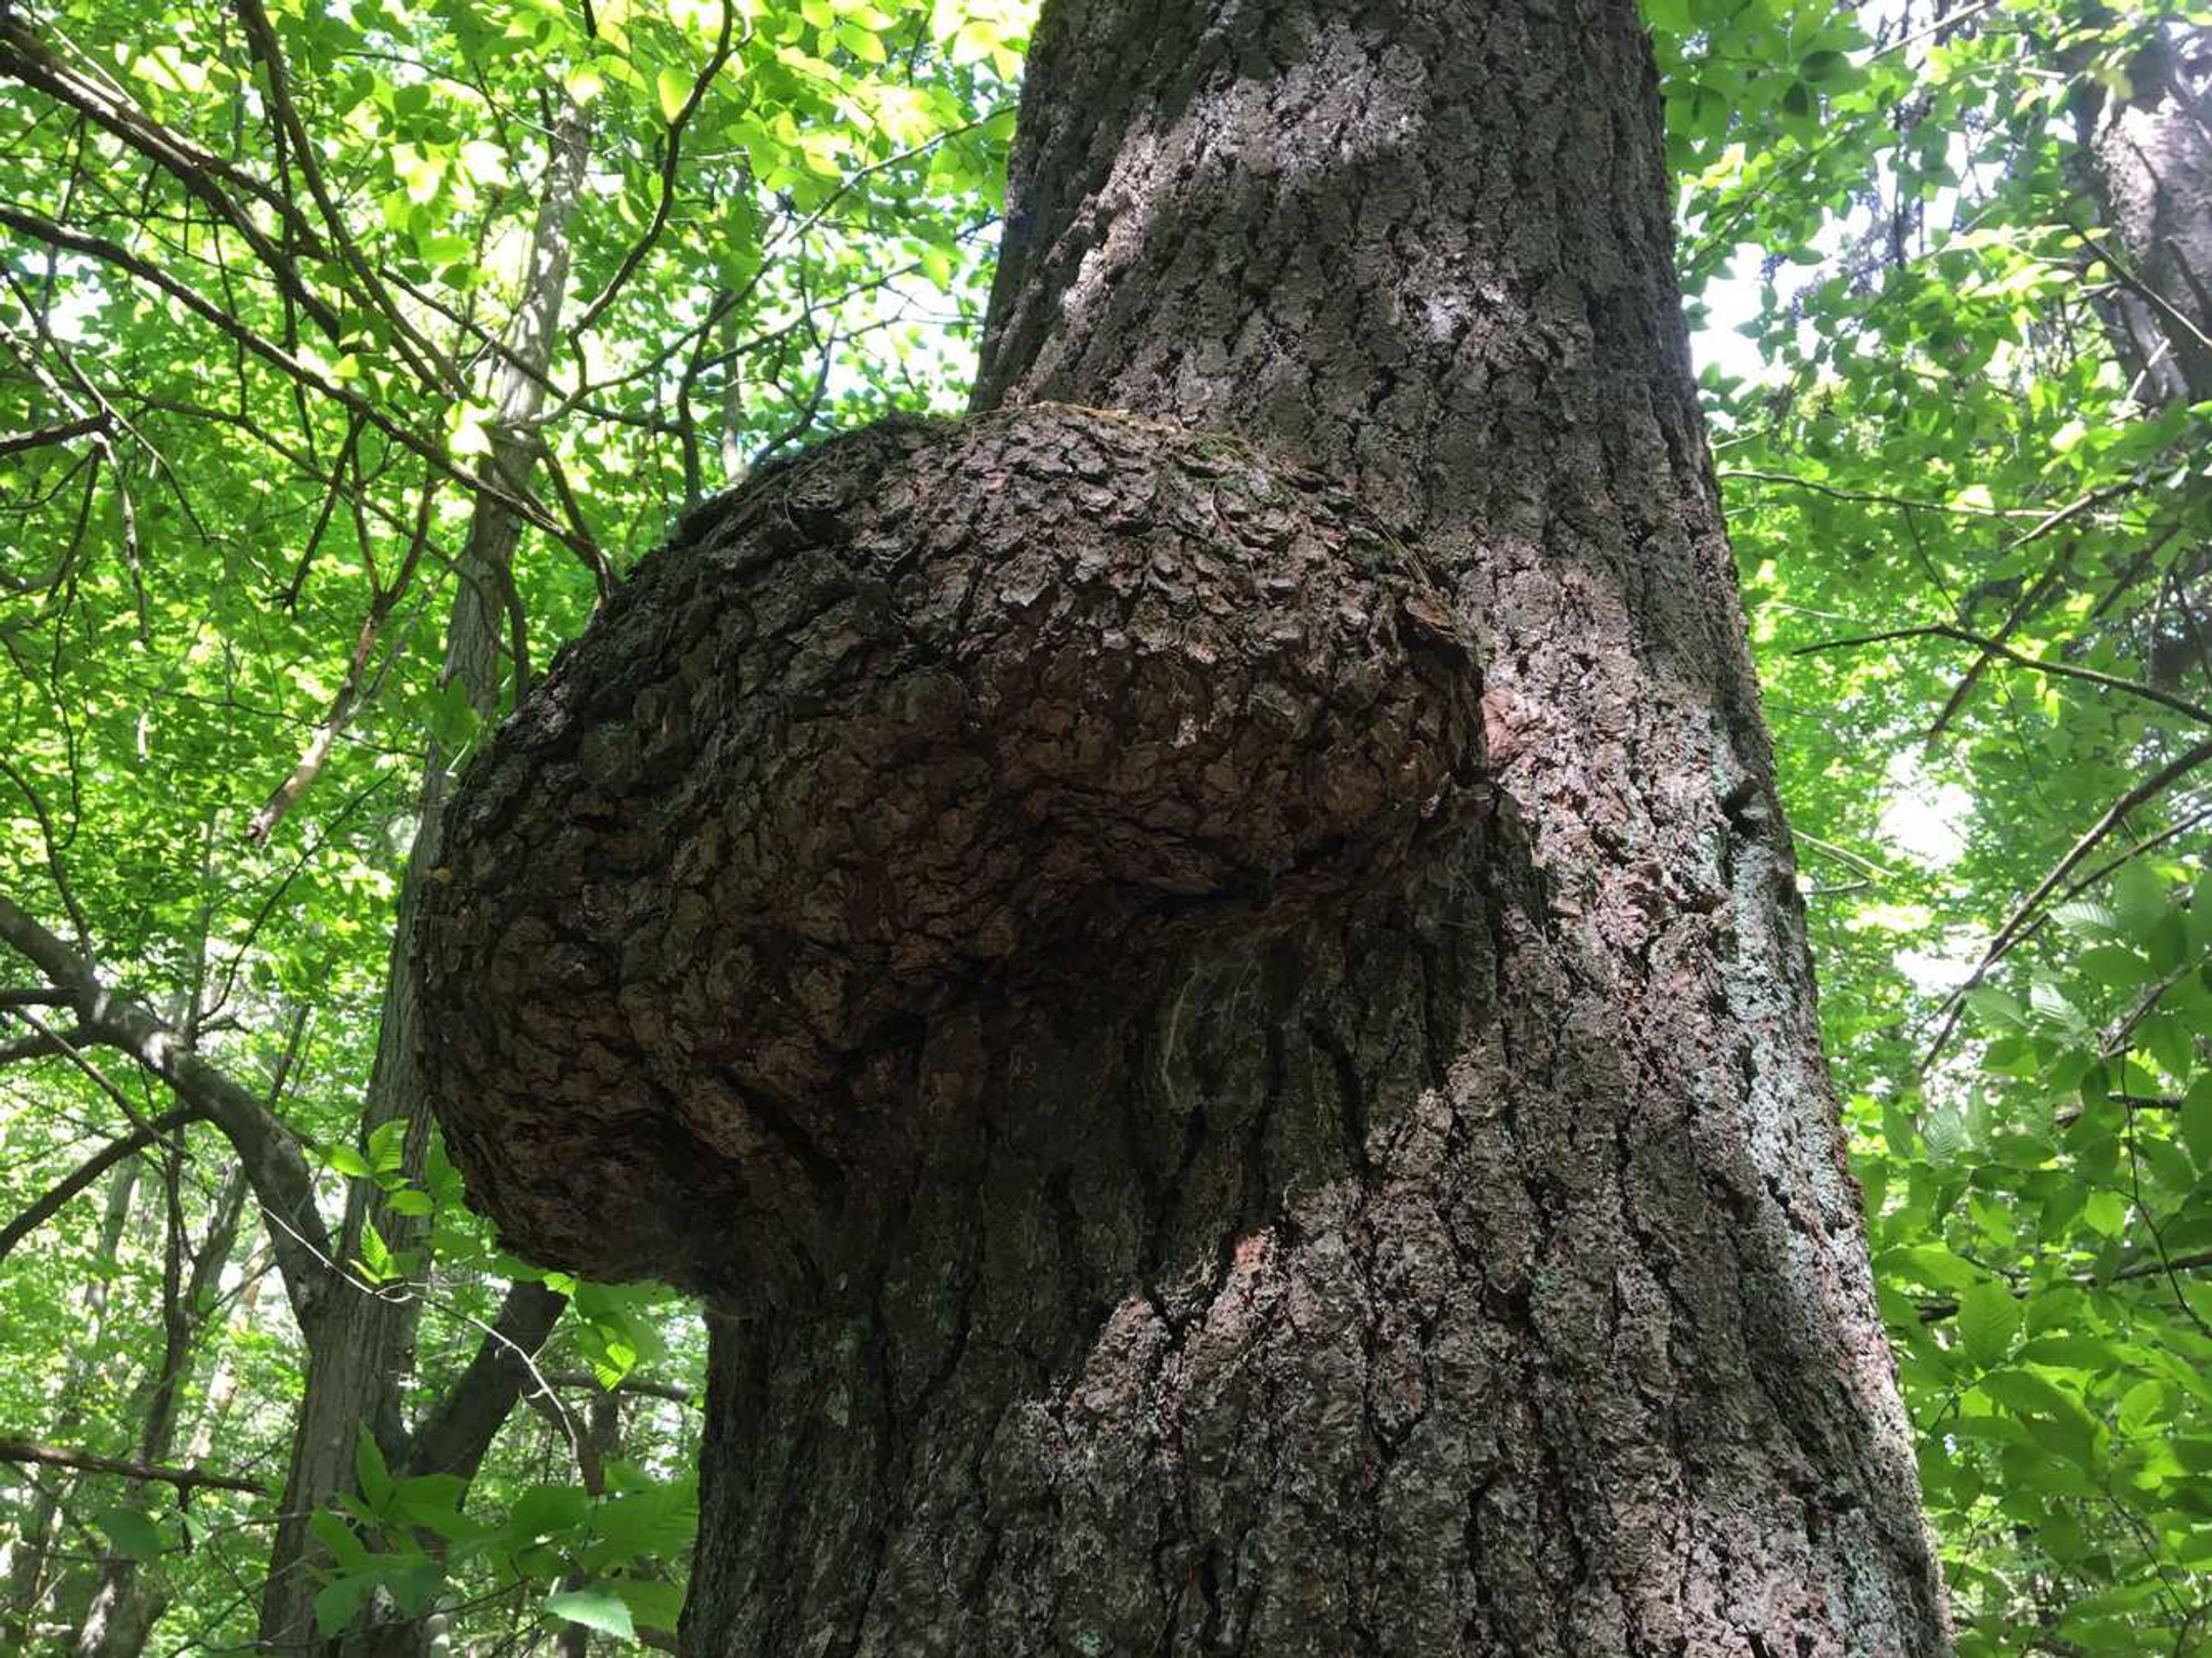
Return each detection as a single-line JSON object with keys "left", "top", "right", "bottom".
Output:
{"left": 2, "top": 1160, "right": 138, "bottom": 1648}
{"left": 675, "top": 2, "right": 1948, "bottom": 1651}
{"left": 75, "top": 1164, "right": 249, "bottom": 1658}
{"left": 257, "top": 100, "right": 592, "bottom": 1658}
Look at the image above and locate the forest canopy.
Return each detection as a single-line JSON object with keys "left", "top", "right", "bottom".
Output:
{"left": 0, "top": 0, "right": 2207, "bottom": 1652}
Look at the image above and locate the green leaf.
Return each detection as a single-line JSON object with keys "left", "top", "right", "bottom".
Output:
{"left": 1798, "top": 50, "right": 1850, "bottom": 82}
{"left": 356, "top": 1426, "right": 395, "bottom": 1513}
{"left": 310, "top": 1509, "right": 372, "bottom": 1574}
{"left": 1964, "top": 985, "right": 2028, "bottom": 1028}
{"left": 2075, "top": 945, "right": 2153, "bottom": 987}
{"left": 315, "top": 1573, "right": 380, "bottom": 1638}
{"left": 2182, "top": 1074, "right": 2212, "bottom": 1171}
{"left": 837, "top": 21, "right": 888, "bottom": 63}
{"left": 2188, "top": 867, "right": 2212, "bottom": 952}
{"left": 616, "top": 1576, "right": 687, "bottom": 1632}
{"left": 1956, "top": 1281, "right": 2020, "bottom": 1371}
{"left": 2081, "top": 1189, "right": 2128, "bottom": 1238}
{"left": 94, "top": 1506, "right": 161, "bottom": 1563}
{"left": 544, "top": 1584, "right": 636, "bottom": 1639}
{"left": 510, "top": 1483, "right": 592, "bottom": 1545}
{"left": 2115, "top": 1377, "right": 2164, "bottom": 1437}
{"left": 355, "top": 1218, "right": 396, "bottom": 1283}
{"left": 2050, "top": 900, "right": 2124, "bottom": 938}
{"left": 2111, "top": 861, "right": 2169, "bottom": 933}
{"left": 1880, "top": 1242, "right": 1983, "bottom": 1292}
{"left": 656, "top": 66, "right": 692, "bottom": 123}
{"left": 368, "top": 1118, "right": 408, "bottom": 1175}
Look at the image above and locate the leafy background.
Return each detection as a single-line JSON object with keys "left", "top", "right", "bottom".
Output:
{"left": 0, "top": 0, "right": 2206, "bottom": 1651}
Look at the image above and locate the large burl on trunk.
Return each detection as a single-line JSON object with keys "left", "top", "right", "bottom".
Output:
{"left": 416, "top": 0, "right": 1954, "bottom": 1652}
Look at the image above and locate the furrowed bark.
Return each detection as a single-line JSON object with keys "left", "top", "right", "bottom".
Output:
{"left": 418, "top": 1, "right": 1952, "bottom": 1652}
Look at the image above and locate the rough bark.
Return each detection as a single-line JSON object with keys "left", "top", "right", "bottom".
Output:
{"left": 418, "top": 1, "right": 1952, "bottom": 1653}
{"left": 423, "top": 404, "right": 1483, "bottom": 1293}
{"left": 2077, "top": 27, "right": 2212, "bottom": 406}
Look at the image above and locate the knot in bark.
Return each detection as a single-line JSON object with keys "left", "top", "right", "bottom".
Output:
{"left": 415, "top": 403, "right": 1484, "bottom": 1294}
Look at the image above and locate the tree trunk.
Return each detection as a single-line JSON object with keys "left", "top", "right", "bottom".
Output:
{"left": 75, "top": 1161, "right": 249, "bottom": 1658}
{"left": 2077, "top": 27, "right": 2212, "bottom": 407}
{"left": 418, "top": 1, "right": 1952, "bottom": 1652}
{"left": 256, "top": 100, "right": 592, "bottom": 1658}
{"left": 2, "top": 1159, "right": 138, "bottom": 1648}
{"left": 688, "top": 2, "right": 1945, "bottom": 1650}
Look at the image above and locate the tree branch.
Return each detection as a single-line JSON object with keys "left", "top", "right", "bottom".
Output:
{"left": 402, "top": 1281, "right": 570, "bottom": 1483}
{"left": 0, "top": 203, "right": 589, "bottom": 561}
{"left": 0, "top": 1107, "right": 200, "bottom": 1268}
{"left": 539, "top": 1370, "right": 695, "bottom": 1405}
{"left": 0, "top": 412, "right": 108, "bottom": 457}
{"left": 0, "top": 895, "right": 335, "bottom": 1324}
{"left": 0, "top": 1436, "right": 267, "bottom": 1496}
{"left": 0, "top": 16, "right": 343, "bottom": 339}
{"left": 1921, "top": 734, "right": 2212, "bottom": 1068}
{"left": 1798, "top": 623, "right": 2212, "bottom": 726}
{"left": 565, "top": 0, "right": 737, "bottom": 343}
{"left": 1927, "top": 475, "right": 2159, "bottom": 740}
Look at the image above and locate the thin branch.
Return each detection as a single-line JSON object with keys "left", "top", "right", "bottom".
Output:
{"left": 1927, "top": 475, "right": 2160, "bottom": 740}
{"left": 0, "top": 204, "right": 588, "bottom": 559}
{"left": 0, "top": 1437, "right": 267, "bottom": 1497}
{"left": 1798, "top": 623, "right": 2212, "bottom": 726}
{"left": 0, "top": 1111, "right": 200, "bottom": 1266}
{"left": 0, "top": 412, "right": 108, "bottom": 457}
{"left": 247, "top": 475, "right": 438, "bottom": 845}
{"left": 2077, "top": 227, "right": 2212, "bottom": 364}
{"left": 0, "top": 17, "right": 344, "bottom": 340}
{"left": 230, "top": 0, "right": 458, "bottom": 395}
{"left": 1719, "top": 467, "right": 2073, "bottom": 520}
{"left": 2, "top": 1005, "right": 174, "bottom": 1142}
{"left": 1869, "top": 0, "right": 2005, "bottom": 60}
{"left": 1916, "top": 1248, "right": 2212, "bottom": 1324}
{"left": 566, "top": 0, "right": 738, "bottom": 342}
{"left": 402, "top": 1281, "right": 570, "bottom": 1482}
{"left": 1921, "top": 734, "right": 2212, "bottom": 1069}
{"left": 0, "top": 895, "right": 336, "bottom": 1324}
{"left": 0, "top": 752, "right": 91, "bottom": 946}
{"left": 538, "top": 1370, "right": 694, "bottom": 1405}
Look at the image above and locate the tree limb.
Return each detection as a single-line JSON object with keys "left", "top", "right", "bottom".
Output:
{"left": 1921, "top": 733, "right": 2212, "bottom": 1068}
{"left": 0, "top": 412, "right": 108, "bottom": 457}
{"left": 0, "top": 16, "right": 343, "bottom": 338}
{"left": 1799, "top": 622, "right": 2212, "bottom": 726}
{"left": 0, "top": 203, "right": 590, "bottom": 562}
{"left": 566, "top": 1, "right": 738, "bottom": 345}
{"left": 0, "top": 895, "right": 335, "bottom": 1324}
{"left": 402, "top": 1281, "right": 570, "bottom": 1483}
{"left": 0, "top": 1107, "right": 201, "bottom": 1268}
{"left": 0, "top": 1437, "right": 268, "bottom": 1497}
